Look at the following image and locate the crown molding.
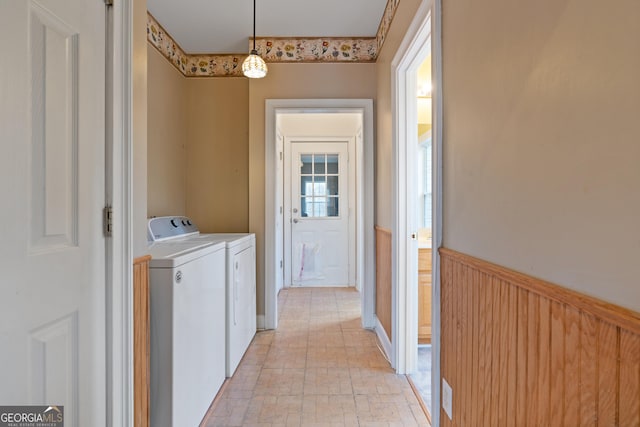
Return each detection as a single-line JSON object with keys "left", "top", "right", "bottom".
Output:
{"left": 147, "top": 0, "right": 400, "bottom": 77}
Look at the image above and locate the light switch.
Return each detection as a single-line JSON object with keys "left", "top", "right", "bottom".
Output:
{"left": 442, "top": 377, "right": 453, "bottom": 420}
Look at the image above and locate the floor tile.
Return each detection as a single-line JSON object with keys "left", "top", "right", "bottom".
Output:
{"left": 201, "top": 288, "right": 429, "bottom": 426}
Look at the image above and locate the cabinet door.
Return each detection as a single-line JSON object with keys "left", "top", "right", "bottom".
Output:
{"left": 418, "top": 248, "right": 432, "bottom": 344}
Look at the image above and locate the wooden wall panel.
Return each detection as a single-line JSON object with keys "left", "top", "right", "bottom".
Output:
{"left": 598, "top": 323, "right": 618, "bottom": 426}
{"left": 515, "top": 287, "right": 528, "bottom": 425}
{"left": 580, "top": 313, "right": 598, "bottom": 427}
{"left": 440, "top": 248, "right": 640, "bottom": 426}
{"left": 375, "top": 226, "right": 392, "bottom": 340}
{"left": 564, "top": 306, "right": 581, "bottom": 425}
{"left": 620, "top": 331, "right": 640, "bottom": 426}
{"left": 133, "top": 255, "right": 151, "bottom": 427}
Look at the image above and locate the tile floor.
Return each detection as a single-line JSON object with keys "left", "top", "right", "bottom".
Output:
{"left": 409, "top": 346, "right": 432, "bottom": 413}
{"left": 203, "top": 287, "right": 430, "bottom": 426}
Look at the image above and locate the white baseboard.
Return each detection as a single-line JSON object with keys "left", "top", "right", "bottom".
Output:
{"left": 257, "top": 314, "right": 265, "bottom": 330}
{"left": 375, "top": 316, "right": 393, "bottom": 366}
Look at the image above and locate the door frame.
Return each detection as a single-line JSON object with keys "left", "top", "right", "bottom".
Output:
{"left": 106, "top": 1, "right": 134, "bottom": 425}
{"left": 391, "top": 0, "right": 442, "bottom": 425}
{"left": 264, "top": 99, "right": 375, "bottom": 330}
{"left": 283, "top": 137, "right": 357, "bottom": 287}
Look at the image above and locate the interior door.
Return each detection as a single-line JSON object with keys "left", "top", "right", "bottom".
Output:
{"left": 0, "top": 1, "right": 106, "bottom": 426}
{"left": 290, "top": 142, "right": 349, "bottom": 286}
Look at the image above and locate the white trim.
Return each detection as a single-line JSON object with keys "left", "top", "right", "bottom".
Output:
{"left": 391, "top": 0, "right": 443, "bottom": 425}
{"left": 375, "top": 316, "right": 393, "bottom": 363}
{"left": 265, "top": 99, "right": 375, "bottom": 330}
{"left": 431, "top": 1, "right": 444, "bottom": 424}
{"left": 354, "top": 126, "right": 363, "bottom": 293}
{"left": 275, "top": 131, "right": 284, "bottom": 293}
{"left": 256, "top": 314, "right": 265, "bottom": 330}
{"left": 106, "top": 1, "right": 133, "bottom": 426}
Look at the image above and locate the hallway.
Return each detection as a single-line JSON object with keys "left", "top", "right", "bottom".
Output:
{"left": 203, "top": 287, "right": 430, "bottom": 426}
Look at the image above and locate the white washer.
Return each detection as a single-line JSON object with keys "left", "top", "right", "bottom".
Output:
{"left": 148, "top": 217, "right": 257, "bottom": 378}
{"left": 147, "top": 223, "right": 226, "bottom": 427}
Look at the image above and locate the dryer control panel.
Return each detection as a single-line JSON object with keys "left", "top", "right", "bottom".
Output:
{"left": 148, "top": 216, "right": 199, "bottom": 242}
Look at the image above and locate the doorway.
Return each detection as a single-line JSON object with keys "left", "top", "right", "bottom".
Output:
{"left": 284, "top": 139, "right": 356, "bottom": 287}
{"left": 414, "top": 53, "right": 434, "bottom": 414}
{"left": 391, "top": 0, "right": 442, "bottom": 425}
{"left": 264, "top": 99, "right": 375, "bottom": 331}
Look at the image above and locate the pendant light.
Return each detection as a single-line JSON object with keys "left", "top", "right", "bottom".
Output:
{"left": 242, "top": 0, "right": 268, "bottom": 78}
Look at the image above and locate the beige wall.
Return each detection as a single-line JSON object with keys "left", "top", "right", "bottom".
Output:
{"left": 374, "top": 0, "right": 422, "bottom": 230}
{"left": 442, "top": 0, "right": 640, "bottom": 311}
{"left": 133, "top": 0, "right": 148, "bottom": 255}
{"left": 146, "top": 50, "right": 249, "bottom": 233}
{"left": 279, "top": 114, "right": 361, "bottom": 136}
{"left": 147, "top": 46, "right": 187, "bottom": 218}
{"left": 249, "top": 63, "right": 376, "bottom": 316}
{"left": 185, "top": 78, "right": 249, "bottom": 233}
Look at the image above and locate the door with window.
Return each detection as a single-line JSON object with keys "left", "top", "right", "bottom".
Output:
{"left": 290, "top": 142, "right": 349, "bottom": 286}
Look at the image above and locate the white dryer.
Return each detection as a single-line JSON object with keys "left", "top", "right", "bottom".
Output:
{"left": 192, "top": 233, "right": 256, "bottom": 377}
{"left": 148, "top": 217, "right": 257, "bottom": 378}
{"left": 147, "top": 222, "right": 226, "bottom": 427}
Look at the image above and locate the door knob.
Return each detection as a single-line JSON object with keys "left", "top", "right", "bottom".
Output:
{"left": 293, "top": 218, "right": 299, "bottom": 223}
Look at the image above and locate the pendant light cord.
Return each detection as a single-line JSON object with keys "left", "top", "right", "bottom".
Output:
{"left": 252, "top": 0, "right": 256, "bottom": 51}
{"left": 242, "top": 0, "right": 267, "bottom": 78}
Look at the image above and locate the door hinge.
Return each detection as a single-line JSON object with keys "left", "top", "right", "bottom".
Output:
{"left": 103, "top": 206, "right": 113, "bottom": 237}
{"left": 104, "top": 0, "right": 113, "bottom": 6}
{"left": 279, "top": 151, "right": 283, "bottom": 161}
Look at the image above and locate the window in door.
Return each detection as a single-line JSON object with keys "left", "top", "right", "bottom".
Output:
{"left": 299, "top": 154, "right": 340, "bottom": 218}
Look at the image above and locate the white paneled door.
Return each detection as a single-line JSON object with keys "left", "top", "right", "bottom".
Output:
{"left": 290, "top": 142, "right": 350, "bottom": 286}
{"left": 0, "top": 1, "right": 106, "bottom": 426}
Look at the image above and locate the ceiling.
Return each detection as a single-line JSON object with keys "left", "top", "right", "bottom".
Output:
{"left": 147, "top": 0, "right": 389, "bottom": 54}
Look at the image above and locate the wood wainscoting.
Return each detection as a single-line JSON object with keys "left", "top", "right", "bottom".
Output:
{"left": 133, "top": 255, "right": 151, "bottom": 427}
{"left": 440, "top": 248, "right": 640, "bottom": 427}
{"left": 375, "top": 226, "right": 392, "bottom": 340}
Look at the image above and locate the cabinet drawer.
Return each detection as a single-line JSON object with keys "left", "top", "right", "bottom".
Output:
{"left": 418, "top": 248, "right": 432, "bottom": 272}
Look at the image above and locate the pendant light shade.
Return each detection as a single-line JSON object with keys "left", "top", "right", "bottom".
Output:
{"left": 243, "top": 0, "right": 267, "bottom": 78}
{"left": 243, "top": 50, "right": 267, "bottom": 78}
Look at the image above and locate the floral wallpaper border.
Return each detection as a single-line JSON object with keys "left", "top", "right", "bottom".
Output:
{"left": 147, "top": 13, "right": 246, "bottom": 77}
{"left": 147, "top": 0, "right": 400, "bottom": 77}
{"left": 376, "top": 0, "right": 400, "bottom": 53}
{"left": 252, "top": 37, "right": 376, "bottom": 63}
